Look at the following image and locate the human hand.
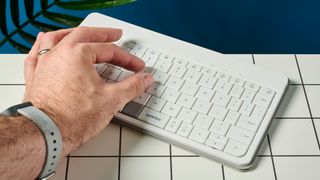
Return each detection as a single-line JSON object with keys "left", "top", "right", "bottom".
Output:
{"left": 23, "top": 27, "right": 154, "bottom": 155}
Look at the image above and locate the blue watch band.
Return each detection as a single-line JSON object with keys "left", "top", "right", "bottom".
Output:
{"left": 2, "top": 102, "right": 62, "bottom": 180}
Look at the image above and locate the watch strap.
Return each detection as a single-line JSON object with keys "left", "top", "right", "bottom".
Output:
{"left": 1, "top": 103, "right": 62, "bottom": 180}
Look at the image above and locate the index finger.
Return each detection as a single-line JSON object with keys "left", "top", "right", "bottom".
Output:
{"left": 64, "top": 26, "right": 122, "bottom": 43}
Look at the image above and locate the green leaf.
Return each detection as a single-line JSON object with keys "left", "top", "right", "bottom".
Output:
{"left": 8, "top": 39, "right": 30, "bottom": 53}
{"left": 43, "top": 11, "right": 82, "bottom": 27}
{"left": 24, "top": 0, "right": 34, "bottom": 19}
{"left": 0, "top": 0, "right": 7, "bottom": 35}
{"left": 57, "top": 0, "right": 135, "bottom": 10}
{"left": 31, "top": 20, "right": 63, "bottom": 32}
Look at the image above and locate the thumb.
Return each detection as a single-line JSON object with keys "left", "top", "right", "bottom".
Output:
{"left": 111, "top": 72, "right": 154, "bottom": 103}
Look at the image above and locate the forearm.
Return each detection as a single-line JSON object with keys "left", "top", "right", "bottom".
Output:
{"left": 0, "top": 115, "right": 45, "bottom": 179}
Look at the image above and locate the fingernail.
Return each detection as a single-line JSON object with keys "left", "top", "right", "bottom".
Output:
{"left": 144, "top": 74, "right": 154, "bottom": 87}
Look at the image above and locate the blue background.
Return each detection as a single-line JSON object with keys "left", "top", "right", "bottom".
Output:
{"left": 1, "top": 0, "right": 320, "bottom": 53}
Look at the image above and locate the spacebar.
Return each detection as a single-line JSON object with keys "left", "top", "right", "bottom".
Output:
{"left": 138, "top": 107, "right": 170, "bottom": 128}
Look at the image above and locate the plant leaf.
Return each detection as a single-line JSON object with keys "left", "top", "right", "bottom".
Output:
{"left": 24, "top": 0, "right": 34, "bottom": 19}
{"left": 41, "top": 0, "right": 48, "bottom": 9}
{"left": 10, "top": 0, "right": 20, "bottom": 27}
{"left": 9, "top": 39, "right": 30, "bottom": 53}
{"left": 0, "top": 0, "right": 8, "bottom": 35}
{"left": 31, "top": 20, "right": 63, "bottom": 32}
{"left": 43, "top": 11, "right": 82, "bottom": 27}
{"left": 18, "top": 30, "right": 36, "bottom": 44}
{"left": 57, "top": 0, "right": 135, "bottom": 10}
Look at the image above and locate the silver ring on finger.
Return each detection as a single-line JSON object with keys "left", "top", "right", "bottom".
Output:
{"left": 37, "top": 48, "right": 51, "bottom": 57}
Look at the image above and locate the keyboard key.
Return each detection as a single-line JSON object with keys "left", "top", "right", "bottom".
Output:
{"left": 159, "top": 53, "right": 174, "bottom": 62}
{"left": 102, "top": 66, "right": 121, "bottom": 80}
{"left": 161, "top": 88, "right": 181, "bottom": 102}
{"left": 196, "top": 86, "right": 215, "bottom": 101}
{"left": 229, "top": 77, "right": 245, "bottom": 86}
{"left": 216, "top": 72, "right": 230, "bottom": 81}
{"left": 145, "top": 48, "right": 160, "bottom": 57}
{"left": 194, "top": 113, "right": 214, "bottom": 129}
{"left": 141, "top": 54, "right": 158, "bottom": 67}
{"left": 168, "top": 64, "right": 187, "bottom": 78}
{"left": 251, "top": 106, "right": 267, "bottom": 121}
{"left": 181, "top": 81, "right": 200, "bottom": 96}
{"left": 192, "top": 99, "right": 212, "bottom": 114}
{"left": 177, "top": 122, "right": 193, "bottom": 137}
{"left": 229, "top": 85, "right": 244, "bottom": 98}
{"left": 209, "top": 133, "right": 229, "bottom": 144}
{"left": 122, "top": 101, "right": 144, "bottom": 118}
{"left": 161, "top": 101, "right": 182, "bottom": 117}
{"left": 241, "top": 88, "right": 257, "bottom": 102}
{"left": 227, "top": 126, "right": 254, "bottom": 145}
{"left": 133, "top": 92, "right": 151, "bottom": 105}
{"left": 245, "top": 81, "right": 260, "bottom": 91}
{"left": 138, "top": 107, "right": 170, "bottom": 128}
{"left": 239, "top": 102, "right": 255, "bottom": 116}
{"left": 210, "top": 120, "right": 230, "bottom": 136}
{"left": 165, "top": 118, "right": 182, "bottom": 133}
{"left": 224, "top": 110, "right": 240, "bottom": 125}
{"left": 260, "top": 86, "right": 275, "bottom": 97}
{"left": 187, "top": 62, "right": 202, "bottom": 71}
{"left": 214, "top": 79, "right": 233, "bottom": 94}
{"left": 143, "top": 66, "right": 156, "bottom": 74}
{"left": 253, "top": 92, "right": 273, "bottom": 108}
{"left": 153, "top": 70, "right": 169, "bottom": 85}
{"left": 146, "top": 96, "right": 166, "bottom": 111}
{"left": 205, "top": 138, "right": 226, "bottom": 151}
{"left": 154, "top": 59, "right": 172, "bottom": 72}
{"left": 208, "top": 104, "right": 229, "bottom": 120}
{"left": 201, "top": 67, "right": 217, "bottom": 75}
{"left": 95, "top": 64, "right": 107, "bottom": 75}
{"left": 237, "top": 114, "right": 261, "bottom": 132}
{"left": 224, "top": 139, "right": 248, "bottom": 157}
{"left": 198, "top": 74, "right": 218, "bottom": 89}
{"left": 117, "top": 70, "right": 133, "bottom": 81}
{"left": 177, "top": 108, "right": 198, "bottom": 123}
{"left": 146, "top": 83, "right": 166, "bottom": 97}
{"left": 176, "top": 93, "right": 196, "bottom": 108}
{"left": 189, "top": 127, "right": 210, "bottom": 143}
{"left": 165, "top": 76, "right": 184, "bottom": 91}
{"left": 173, "top": 58, "right": 188, "bottom": 67}
{"left": 227, "top": 98, "right": 243, "bottom": 111}
{"left": 183, "top": 69, "right": 202, "bottom": 83}
{"left": 211, "top": 92, "right": 231, "bottom": 107}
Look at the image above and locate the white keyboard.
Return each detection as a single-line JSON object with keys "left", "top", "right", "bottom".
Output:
{"left": 83, "top": 13, "right": 289, "bottom": 169}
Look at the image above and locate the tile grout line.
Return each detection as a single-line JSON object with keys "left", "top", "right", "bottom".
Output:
{"left": 221, "top": 165, "right": 226, "bottom": 180}
{"left": 118, "top": 125, "right": 122, "bottom": 180}
{"left": 64, "top": 155, "right": 70, "bottom": 180}
{"left": 251, "top": 54, "right": 256, "bottom": 64}
{"left": 294, "top": 55, "right": 320, "bottom": 150}
{"left": 258, "top": 154, "right": 320, "bottom": 157}
{"left": 169, "top": 145, "right": 173, "bottom": 180}
{"left": 267, "top": 134, "right": 278, "bottom": 180}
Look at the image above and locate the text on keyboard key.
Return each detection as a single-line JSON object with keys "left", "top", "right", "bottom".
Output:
{"left": 138, "top": 107, "right": 170, "bottom": 128}
{"left": 161, "top": 101, "right": 182, "bottom": 117}
{"left": 176, "top": 93, "right": 196, "bottom": 108}
{"left": 208, "top": 104, "right": 229, "bottom": 121}
{"left": 210, "top": 120, "right": 230, "bottom": 136}
{"left": 146, "top": 96, "right": 166, "bottom": 111}
{"left": 146, "top": 83, "right": 166, "bottom": 97}
{"left": 177, "top": 108, "right": 198, "bottom": 123}
{"left": 165, "top": 118, "right": 182, "bottom": 133}
{"left": 177, "top": 122, "right": 193, "bottom": 137}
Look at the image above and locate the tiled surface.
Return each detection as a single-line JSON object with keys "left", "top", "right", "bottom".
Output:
{"left": 172, "top": 157, "right": 223, "bottom": 180}
{"left": 254, "top": 55, "right": 301, "bottom": 84}
{"left": 296, "top": 55, "right": 320, "bottom": 84}
{"left": 305, "top": 85, "right": 320, "bottom": 118}
{"left": 1, "top": 54, "right": 320, "bottom": 180}
{"left": 274, "top": 157, "right": 320, "bottom": 180}
{"left": 269, "top": 119, "right": 320, "bottom": 155}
